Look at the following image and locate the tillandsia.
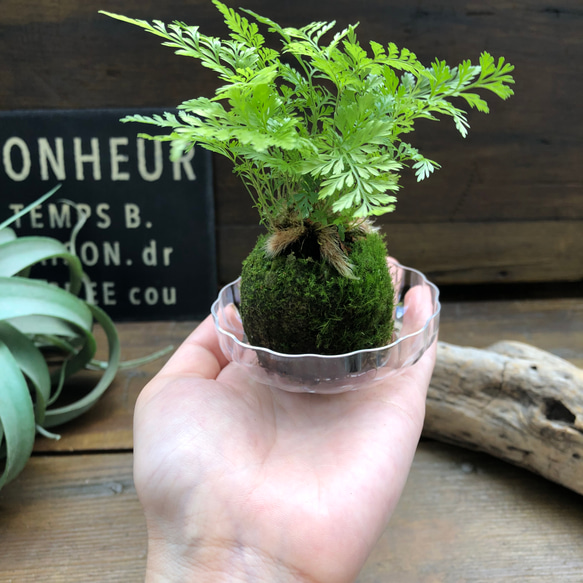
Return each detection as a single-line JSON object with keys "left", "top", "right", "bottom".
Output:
{"left": 0, "top": 188, "right": 175, "bottom": 489}
{"left": 102, "top": 2, "right": 514, "bottom": 354}
{"left": 0, "top": 186, "right": 122, "bottom": 490}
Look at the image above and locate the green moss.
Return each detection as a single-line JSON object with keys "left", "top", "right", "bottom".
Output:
{"left": 239, "top": 231, "right": 394, "bottom": 355}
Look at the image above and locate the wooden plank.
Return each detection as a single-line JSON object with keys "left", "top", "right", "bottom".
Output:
{"left": 1, "top": 0, "right": 581, "bottom": 228}
{"left": 2, "top": 0, "right": 581, "bottom": 285}
{"left": 32, "top": 296, "right": 583, "bottom": 454}
{"left": 205, "top": 0, "right": 583, "bottom": 226}
{"left": 0, "top": 453, "right": 146, "bottom": 583}
{"left": 2, "top": 444, "right": 582, "bottom": 582}
{"left": 217, "top": 221, "right": 583, "bottom": 285}
{"left": 214, "top": 121, "right": 583, "bottom": 227}
{"left": 359, "top": 441, "right": 583, "bottom": 583}
{"left": 3, "top": 298, "right": 582, "bottom": 580}
{"left": 439, "top": 298, "right": 583, "bottom": 368}
{"left": 383, "top": 221, "right": 583, "bottom": 285}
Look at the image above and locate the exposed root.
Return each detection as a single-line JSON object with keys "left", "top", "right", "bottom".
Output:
{"left": 263, "top": 215, "right": 379, "bottom": 278}
{"left": 264, "top": 224, "right": 307, "bottom": 258}
{"left": 317, "top": 226, "right": 356, "bottom": 279}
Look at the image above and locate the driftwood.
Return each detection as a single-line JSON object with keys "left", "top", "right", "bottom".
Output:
{"left": 425, "top": 341, "right": 583, "bottom": 495}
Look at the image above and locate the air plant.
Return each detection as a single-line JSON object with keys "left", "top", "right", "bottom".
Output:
{"left": 0, "top": 186, "right": 121, "bottom": 490}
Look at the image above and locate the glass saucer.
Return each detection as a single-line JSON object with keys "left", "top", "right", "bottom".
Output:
{"left": 211, "top": 259, "right": 440, "bottom": 394}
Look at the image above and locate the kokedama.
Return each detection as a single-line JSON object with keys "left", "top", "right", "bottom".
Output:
{"left": 102, "top": 2, "right": 514, "bottom": 355}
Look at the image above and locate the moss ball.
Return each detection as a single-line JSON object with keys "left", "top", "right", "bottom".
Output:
{"left": 239, "top": 231, "right": 394, "bottom": 355}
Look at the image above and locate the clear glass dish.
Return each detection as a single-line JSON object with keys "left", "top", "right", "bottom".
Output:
{"left": 211, "top": 259, "right": 441, "bottom": 394}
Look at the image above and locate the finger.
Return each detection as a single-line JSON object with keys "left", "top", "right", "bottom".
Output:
{"left": 375, "top": 282, "right": 437, "bottom": 397}
{"left": 394, "top": 284, "right": 439, "bottom": 402}
{"left": 157, "top": 314, "right": 230, "bottom": 380}
{"left": 402, "top": 327, "right": 438, "bottom": 395}
{"left": 400, "top": 284, "right": 436, "bottom": 339}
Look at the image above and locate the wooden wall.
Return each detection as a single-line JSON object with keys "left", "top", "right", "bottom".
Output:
{"left": 1, "top": 0, "right": 582, "bottom": 287}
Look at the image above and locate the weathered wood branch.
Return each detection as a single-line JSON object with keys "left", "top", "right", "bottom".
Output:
{"left": 424, "top": 341, "right": 583, "bottom": 495}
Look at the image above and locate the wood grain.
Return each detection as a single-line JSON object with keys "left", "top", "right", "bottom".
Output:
{"left": 2, "top": 445, "right": 582, "bottom": 582}
{"left": 3, "top": 0, "right": 582, "bottom": 562}
{"left": 426, "top": 340, "right": 583, "bottom": 494}
{"left": 217, "top": 221, "right": 583, "bottom": 285}
{"left": 0, "top": 454, "right": 146, "bottom": 583}
{"left": 32, "top": 297, "right": 583, "bottom": 454}
{"left": 2, "top": 296, "right": 582, "bottom": 581}
{"left": 360, "top": 441, "right": 583, "bottom": 583}
{"left": 438, "top": 298, "right": 583, "bottom": 368}
{"left": 1, "top": 0, "right": 582, "bottom": 286}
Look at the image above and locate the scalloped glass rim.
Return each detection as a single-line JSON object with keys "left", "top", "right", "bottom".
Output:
{"left": 211, "top": 259, "right": 441, "bottom": 394}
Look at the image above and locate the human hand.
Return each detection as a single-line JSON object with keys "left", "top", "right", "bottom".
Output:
{"left": 133, "top": 284, "right": 437, "bottom": 583}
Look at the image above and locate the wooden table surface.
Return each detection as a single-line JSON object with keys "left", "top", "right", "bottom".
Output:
{"left": 1, "top": 298, "right": 582, "bottom": 582}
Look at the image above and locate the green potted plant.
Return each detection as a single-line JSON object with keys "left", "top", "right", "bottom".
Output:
{"left": 101, "top": 2, "right": 514, "bottom": 382}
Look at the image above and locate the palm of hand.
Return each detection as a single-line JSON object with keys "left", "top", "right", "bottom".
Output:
{"left": 134, "top": 290, "right": 436, "bottom": 583}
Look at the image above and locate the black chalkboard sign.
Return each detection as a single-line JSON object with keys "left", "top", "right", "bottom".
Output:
{"left": 0, "top": 109, "right": 216, "bottom": 320}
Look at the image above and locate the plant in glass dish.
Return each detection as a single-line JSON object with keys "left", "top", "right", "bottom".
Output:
{"left": 101, "top": 2, "right": 514, "bottom": 386}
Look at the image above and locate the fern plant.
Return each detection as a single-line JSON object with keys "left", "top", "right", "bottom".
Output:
{"left": 102, "top": 3, "right": 513, "bottom": 226}
{"left": 102, "top": 3, "right": 514, "bottom": 354}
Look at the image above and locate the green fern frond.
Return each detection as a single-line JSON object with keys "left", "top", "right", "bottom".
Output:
{"left": 101, "top": 5, "right": 515, "bottom": 226}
